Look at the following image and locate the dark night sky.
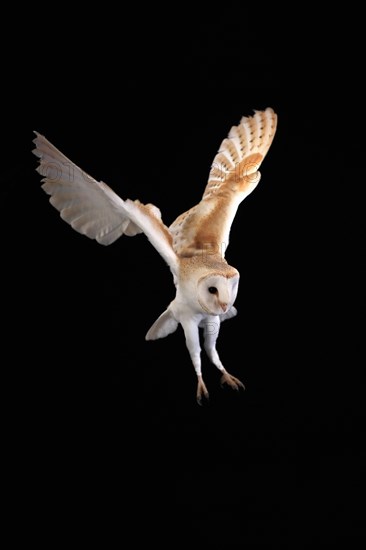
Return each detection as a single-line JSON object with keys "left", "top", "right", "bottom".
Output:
{"left": 2, "top": 13, "right": 364, "bottom": 545}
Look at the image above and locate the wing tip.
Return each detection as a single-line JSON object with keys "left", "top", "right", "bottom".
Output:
{"left": 32, "top": 130, "right": 42, "bottom": 143}
{"left": 242, "top": 106, "right": 276, "bottom": 123}
{"left": 32, "top": 131, "right": 44, "bottom": 151}
{"left": 253, "top": 106, "right": 275, "bottom": 113}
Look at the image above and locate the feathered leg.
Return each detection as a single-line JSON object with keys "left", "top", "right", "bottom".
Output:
{"left": 203, "top": 317, "right": 245, "bottom": 392}
{"left": 181, "top": 319, "right": 209, "bottom": 405}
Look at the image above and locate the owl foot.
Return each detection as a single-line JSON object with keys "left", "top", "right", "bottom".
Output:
{"left": 196, "top": 377, "right": 209, "bottom": 405}
{"left": 220, "top": 371, "right": 245, "bottom": 391}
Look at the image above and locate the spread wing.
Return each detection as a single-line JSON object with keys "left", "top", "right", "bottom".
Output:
{"left": 170, "top": 107, "right": 277, "bottom": 258}
{"left": 32, "top": 132, "right": 178, "bottom": 275}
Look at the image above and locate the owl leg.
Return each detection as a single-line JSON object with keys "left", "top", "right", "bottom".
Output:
{"left": 203, "top": 317, "right": 225, "bottom": 370}
{"left": 203, "top": 318, "right": 245, "bottom": 392}
{"left": 181, "top": 319, "right": 209, "bottom": 405}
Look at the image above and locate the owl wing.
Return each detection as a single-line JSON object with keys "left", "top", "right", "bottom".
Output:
{"left": 169, "top": 107, "right": 277, "bottom": 257}
{"left": 32, "top": 132, "right": 178, "bottom": 275}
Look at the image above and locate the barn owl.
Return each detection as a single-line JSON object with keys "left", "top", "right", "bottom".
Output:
{"left": 32, "top": 107, "right": 277, "bottom": 404}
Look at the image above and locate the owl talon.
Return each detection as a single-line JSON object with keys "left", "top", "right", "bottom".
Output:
{"left": 220, "top": 372, "right": 245, "bottom": 391}
{"left": 196, "top": 378, "right": 209, "bottom": 405}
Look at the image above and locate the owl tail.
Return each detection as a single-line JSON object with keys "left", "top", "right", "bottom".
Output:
{"left": 145, "top": 307, "right": 178, "bottom": 340}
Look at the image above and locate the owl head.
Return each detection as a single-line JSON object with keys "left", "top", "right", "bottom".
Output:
{"left": 177, "top": 255, "right": 240, "bottom": 316}
{"left": 197, "top": 271, "right": 239, "bottom": 315}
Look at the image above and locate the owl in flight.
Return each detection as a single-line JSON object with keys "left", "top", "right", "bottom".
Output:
{"left": 33, "top": 108, "right": 277, "bottom": 404}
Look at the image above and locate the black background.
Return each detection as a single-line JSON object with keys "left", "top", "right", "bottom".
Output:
{"left": 2, "top": 11, "right": 364, "bottom": 545}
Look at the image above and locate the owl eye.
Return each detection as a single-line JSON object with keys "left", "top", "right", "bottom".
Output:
{"left": 208, "top": 286, "right": 218, "bottom": 294}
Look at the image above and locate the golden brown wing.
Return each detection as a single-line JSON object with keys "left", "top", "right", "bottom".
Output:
{"left": 169, "top": 108, "right": 277, "bottom": 258}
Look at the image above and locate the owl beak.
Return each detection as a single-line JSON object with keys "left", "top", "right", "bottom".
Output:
{"left": 220, "top": 302, "right": 228, "bottom": 312}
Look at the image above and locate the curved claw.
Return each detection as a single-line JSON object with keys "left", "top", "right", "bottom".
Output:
{"left": 196, "top": 377, "right": 209, "bottom": 405}
{"left": 220, "top": 371, "right": 245, "bottom": 391}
